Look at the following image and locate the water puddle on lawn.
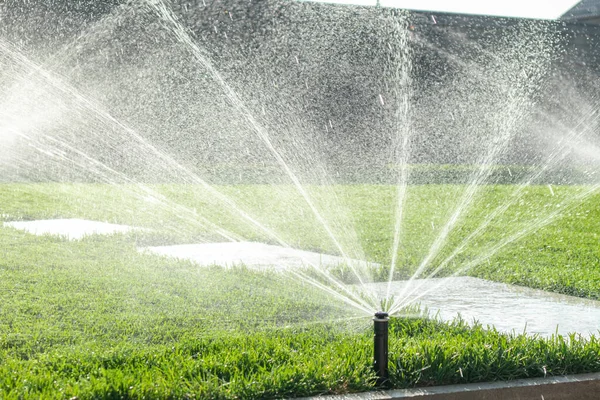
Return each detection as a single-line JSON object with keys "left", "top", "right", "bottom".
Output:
{"left": 3, "top": 218, "right": 141, "bottom": 240}
{"left": 367, "top": 277, "right": 600, "bottom": 338}
{"left": 141, "top": 242, "right": 377, "bottom": 272}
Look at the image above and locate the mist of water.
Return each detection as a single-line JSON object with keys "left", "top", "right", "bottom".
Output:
{"left": 1, "top": 0, "right": 600, "bottom": 319}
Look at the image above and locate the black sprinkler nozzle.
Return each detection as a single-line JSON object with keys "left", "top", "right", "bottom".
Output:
{"left": 373, "top": 311, "right": 389, "bottom": 386}
{"left": 374, "top": 311, "right": 389, "bottom": 319}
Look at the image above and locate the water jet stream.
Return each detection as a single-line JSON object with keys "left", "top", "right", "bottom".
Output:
{"left": 142, "top": 0, "right": 376, "bottom": 295}
{"left": 391, "top": 24, "right": 557, "bottom": 309}
{"left": 390, "top": 119, "right": 600, "bottom": 311}
{"left": 386, "top": 14, "right": 413, "bottom": 303}
{"left": 0, "top": 39, "right": 378, "bottom": 313}
{"left": 389, "top": 182, "right": 600, "bottom": 315}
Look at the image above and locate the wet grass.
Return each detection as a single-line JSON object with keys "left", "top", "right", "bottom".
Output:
{"left": 2, "top": 182, "right": 599, "bottom": 298}
{"left": 1, "top": 182, "right": 600, "bottom": 398}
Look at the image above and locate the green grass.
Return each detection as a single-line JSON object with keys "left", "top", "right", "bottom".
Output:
{"left": 1, "top": 182, "right": 600, "bottom": 398}
{"left": 2, "top": 182, "right": 598, "bottom": 297}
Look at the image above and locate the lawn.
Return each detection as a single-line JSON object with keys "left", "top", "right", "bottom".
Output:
{"left": 1, "top": 182, "right": 600, "bottom": 398}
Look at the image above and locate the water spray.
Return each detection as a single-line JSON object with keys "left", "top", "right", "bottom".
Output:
{"left": 373, "top": 311, "right": 389, "bottom": 386}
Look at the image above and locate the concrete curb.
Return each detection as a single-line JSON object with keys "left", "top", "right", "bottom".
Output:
{"left": 301, "top": 372, "right": 600, "bottom": 399}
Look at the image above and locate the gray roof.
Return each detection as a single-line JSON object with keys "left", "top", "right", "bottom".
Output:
{"left": 561, "top": 0, "right": 600, "bottom": 20}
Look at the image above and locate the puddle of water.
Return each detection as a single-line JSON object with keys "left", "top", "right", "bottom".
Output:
{"left": 141, "top": 242, "right": 377, "bottom": 271}
{"left": 368, "top": 277, "right": 600, "bottom": 338}
{"left": 3, "top": 218, "right": 139, "bottom": 240}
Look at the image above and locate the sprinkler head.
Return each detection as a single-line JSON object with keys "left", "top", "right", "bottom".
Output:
{"left": 373, "top": 311, "right": 390, "bottom": 386}
{"left": 374, "top": 311, "right": 389, "bottom": 320}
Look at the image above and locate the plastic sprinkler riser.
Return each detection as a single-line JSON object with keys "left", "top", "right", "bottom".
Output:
{"left": 373, "top": 311, "right": 389, "bottom": 386}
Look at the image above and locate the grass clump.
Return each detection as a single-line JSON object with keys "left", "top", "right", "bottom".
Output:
{"left": 389, "top": 318, "right": 600, "bottom": 387}
{"left": 1, "top": 327, "right": 373, "bottom": 399}
{"left": 3, "top": 313, "right": 600, "bottom": 398}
